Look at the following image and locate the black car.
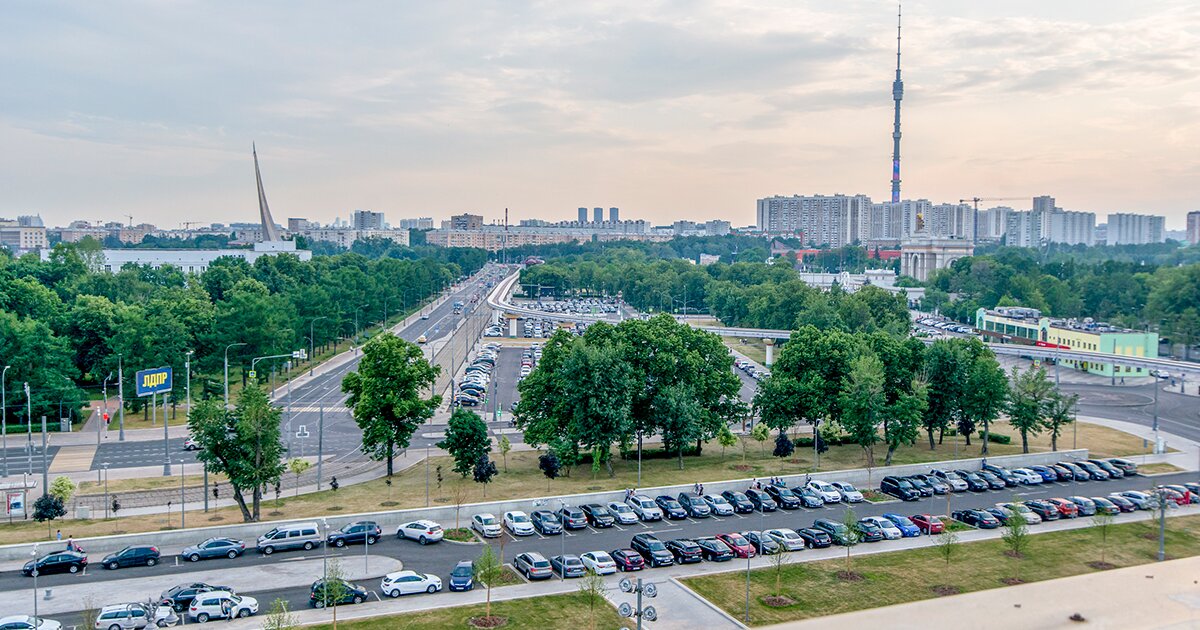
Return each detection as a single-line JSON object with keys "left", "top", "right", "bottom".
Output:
{"left": 611, "top": 548, "right": 645, "bottom": 571}
{"left": 666, "top": 539, "right": 703, "bottom": 564}
{"left": 160, "top": 582, "right": 231, "bottom": 613}
{"left": 1106, "top": 458, "right": 1138, "bottom": 476}
{"left": 693, "top": 537, "right": 735, "bottom": 561}
{"left": 531, "top": 510, "right": 563, "bottom": 535}
{"left": 854, "top": 519, "right": 884, "bottom": 542}
{"left": 1023, "top": 500, "right": 1062, "bottom": 521}
{"left": 813, "top": 519, "right": 856, "bottom": 545}
{"left": 981, "top": 465, "right": 1018, "bottom": 487}
{"left": 745, "top": 488, "right": 778, "bottom": 512}
{"left": 580, "top": 503, "right": 616, "bottom": 528}
{"left": 654, "top": 495, "right": 688, "bottom": 520}
{"left": 880, "top": 476, "right": 920, "bottom": 501}
{"left": 1088, "top": 459, "right": 1124, "bottom": 479}
{"left": 742, "top": 530, "right": 781, "bottom": 554}
{"left": 904, "top": 476, "right": 934, "bottom": 497}
{"left": 310, "top": 578, "right": 368, "bottom": 607}
{"left": 676, "top": 492, "right": 712, "bottom": 518}
{"left": 763, "top": 485, "right": 802, "bottom": 509}
{"left": 1075, "top": 461, "right": 1109, "bottom": 481}
{"left": 983, "top": 506, "right": 1013, "bottom": 525}
{"left": 326, "top": 521, "right": 382, "bottom": 547}
{"left": 1049, "top": 464, "right": 1077, "bottom": 481}
{"left": 22, "top": 551, "right": 87, "bottom": 576}
{"left": 911, "top": 474, "right": 948, "bottom": 495}
{"left": 558, "top": 506, "right": 588, "bottom": 530}
{"left": 796, "top": 527, "right": 833, "bottom": 549}
{"left": 954, "top": 470, "right": 990, "bottom": 492}
{"left": 721, "top": 490, "right": 755, "bottom": 513}
{"left": 550, "top": 554, "right": 586, "bottom": 578}
{"left": 102, "top": 545, "right": 160, "bottom": 570}
{"left": 976, "top": 470, "right": 1007, "bottom": 490}
{"left": 951, "top": 509, "right": 1000, "bottom": 529}
{"left": 630, "top": 534, "right": 675, "bottom": 567}
{"left": 1055, "top": 462, "right": 1090, "bottom": 482}
{"left": 796, "top": 486, "right": 827, "bottom": 507}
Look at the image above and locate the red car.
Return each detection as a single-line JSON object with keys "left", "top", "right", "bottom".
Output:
{"left": 1160, "top": 488, "right": 1189, "bottom": 507}
{"left": 1047, "top": 498, "right": 1079, "bottom": 518}
{"left": 1164, "top": 485, "right": 1197, "bottom": 505}
{"left": 910, "top": 514, "right": 944, "bottom": 534}
{"left": 610, "top": 548, "right": 645, "bottom": 572}
{"left": 715, "top": 533, "right": 756, "bottom": 559}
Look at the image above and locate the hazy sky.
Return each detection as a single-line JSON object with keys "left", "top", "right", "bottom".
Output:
{"left": 3, "top": 1, "right": 1198, "bottom": 229}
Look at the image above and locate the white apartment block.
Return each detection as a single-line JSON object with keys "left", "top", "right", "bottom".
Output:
{"left": 1107, "top": 213, "right": 1166, "bottom": 245}
{"left": 296, "top": 228, "right": 410, "bottom": 248}
{"left": 925, "top": 203, "right": 975, "bottom": 240}
{"left": 1188, "top": 211, "right": 1200, "bottom": 246}
{"left": 978, "top": 206, "right": 1012, "bottom": 240}
{"left": 1046, "top": 210, "right": 1096, "bottom": 246}
{"left": 1006, "top": 210, "right": 1042, "bottom": 248}
{"left": 755, "top": 194, "right": 872, "bottom": 247}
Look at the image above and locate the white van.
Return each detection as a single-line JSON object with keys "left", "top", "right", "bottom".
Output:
{"left": 256, "top": 522, "right": 322, "bottom": 555}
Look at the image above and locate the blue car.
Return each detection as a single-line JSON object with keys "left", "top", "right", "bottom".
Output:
{"left": 881, "top": 513, "right": 921, "bottom": 537}
{"left": 448, "top": 560, "right": 474, "bottom": 591}
{"left": 1028, "top": 465, "right": 1060, "bottom": 483}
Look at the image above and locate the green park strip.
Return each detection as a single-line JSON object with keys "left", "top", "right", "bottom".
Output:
{"left": 299, "top": 591, "right": 624, "bottom": 630}
{"left": 682, "top": 514, "right": 1200, "bottom": 626}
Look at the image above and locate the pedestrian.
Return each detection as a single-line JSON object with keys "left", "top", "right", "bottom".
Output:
{"left": 698, "top": 483, "right": 704, "bottom": 496}
{"left": 221, "top": 599, "right": 232, "bottom": 620}
{"left": 65, "top": 536, "right": 75, "bottom": 552}
{"left": 55, "top": 529, "right": 61, "bottom": 542}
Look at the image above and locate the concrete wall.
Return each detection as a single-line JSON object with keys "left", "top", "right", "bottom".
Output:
{"left": 0, "top": 449, "right": 1086, "bottom": 563}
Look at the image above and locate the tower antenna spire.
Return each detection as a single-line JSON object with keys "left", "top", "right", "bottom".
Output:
{"left": 890, "top": 3, "right": 904, "bottom": 204}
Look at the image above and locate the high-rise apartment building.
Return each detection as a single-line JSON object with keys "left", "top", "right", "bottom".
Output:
{"left": 448, "top": 214, "right": 484, "bottom": 230}
{"left": 593, "top": 207, "right": 604, "bottom": 223}
{"left": 978, "top": 206, "right": 1012, "bottom": 240}
{"left": 756, "top": 194, "right": 871, "bottom": 247}
{"left": 394, "top": 217, "right": 435, "bottom": 230}
{"left": 578, "top": 207, "right": 588, "bottom": 223}
{"left": 351, "top": 209, "right": 385, "bottom": 230}
{"left": 609, "top": 207, "right": 619, "bottom": 223}
{"left": 1186, "top": 211, "right": 1200, "bottom": 246}
{"left": 1006, "top": 210, "right": 1043, "bottom": 248}
{"left": 1107, "top": 213, "right": 1165, "bottom": 245}
{"left": 924, "top": 203, "right": 975, "bottom": 240}
{"left": 1046, "top": 210, "right": 1096, "bottom": 246}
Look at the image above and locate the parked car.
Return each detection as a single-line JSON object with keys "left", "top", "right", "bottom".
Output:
{"left": 555, "top": 505, "right": 586, "bottom": 530}
{"left": 721, "top": 490, "right": 755, "bottom": 513}
{"left": 310, "top": 578, "right": 368, "bottom": 608}
{"left": 22, "top": 550, "right": 87, "bottom": 576}
{"left": 806, "top": 480, "right": 843, "bottom": 503}
{"left": 910, "top": 514, "right": 944, "bottom": 534}
{"left": 764, "top": 528, "right": 806, "bottom": 551}
{"left": 606, "top": 501, "right": 640, "bottom": 524}
{"left": 1066, "top": 496, "right": 1097, "bottom": 516}
{"left": 881, "top": 513, "right": 921, "bottom": 537}
{"left": 626, "top": 494, "right": 664, "bottom": 521}
{"left": 1088, "top": 459, "right": 1125, "bottom": 479}
{"left": 1106, "top": 458, "right": 1138, "bottom": 476}
{"left": 716, "top": 532, "right": 757, "bottom": 558}
{"left": 954, "top": 470, "right": 990, "bottom": 492}
{"left": 1089, "top": 496, "right": 1122, "bottom": 515}
{"left": 0, "top": 617, "right": 61, "bottom": 630}
{"left": 257, "top": 522, "right": 322, "bottom": 555}
{"left": 676, "top": 492, "right": 712, "bottom": 518}
{"left": 326, "top": 521, "right": 381, "bottom": 547}
{"left": 182, "top": 537, "right": 244, "bottom": 562}
{"left": 913, "top": 473, "right": 951, "bottom": 494}
{"left": 1185, "top": 483, "right": 1200, "bottom": 498}
{"left": 160, "top": 583, "right": 231, "bottom": 613}
{"left": 813, "top": 519, "right": 856, "bottom": 545}
{"left": 1074, "top": 461, "right": 1110, "bottom": 481}
{"left": 796, "top": 527, "right": 833, "bottom": 548}
{"left": 951, "top": 509, "right": 1000, "bottom": 529}
{"left": 666, "top": 538, "right": 704, "bottom": 564}
{"left": 531, "top": 510, "right": 563, "bottom": 535}
{"left": 1049, "top": 463, "right": 1077, "bottom": 481}
{"left": 631, "top": 534, "right": 675, "bottom": 567}
{"left": 693, "top": 537, "right": 735, "bottom": 561}
{"left": 1028, "top": 465, "right": 1062, "bottom": 483}
{"left": 1164, "top": 485, "right": 1198, "bottom": 504}
{"left": 1105, "top": 494, "right": 1137, "bottom": 512}
{"left": 550, "top": 554, "right": 587, "bottom": 578}
{"left": 1047, "top": 497, "right": 1080, "bottom": 518}
{"left": 1010, "top": 468, "right": 1044, "bottom": 485}
{"left": 741, "top": 530, "right": 782, "bottom": 554}
{"left": 471, "top": 513, "right": 502, "bottom": 538}
{"left": 977, "top": 470, "right": 1007, "bottom": 490}
{"left": 763, "top": 485, "right": 802, "bottom": 509}
{"left": 514, "top": 552, "right": 554, "bottom": 580}
{"left": 796, "top": 486, "right": 827, "bottom": 507}
{"left": 502, "top": 511, "right": 535, "bottom": 536}
{"left": 397, "top": 520, "right": 444, "bottom": 544}
{"left": 981, "top": 464, "right": 1018, "bottom": 486}
{"left": 95, "top": 603, "right": 172, "bottom": 629}
{"left": 610, "top": 548, "right": 646, "bottom": 571}
{"left": 1113, "top": 491, "right": 1154, "bottom": 510}
{"left": 745, "top": 488, "right": 778, "bottom": 512}
{"left": 702, "top": 494, "right": 736, "bottom": 516}
{"left": 880, "top": 476, "right": 920, "bottom": 501}
{"left": 854, "top": 518, "right": 885, "bottom": 542}
{"left": 1023, "top": 500, "right": 1062, "bottom": 521}
{"left": 448, "top": 560, "right": 474, "bottom": 591}
{"left": 930, "top": 469, "right": 969, "bottom": 492}
{"left": 905, "top": 475, "right": 937, "bottom": 497}
{"left": 995, "top": 502, "right": 1042, "bottom": 525}
{"left": 1161, "top": 487, "right": 1189, "bottom": 506}
{"left": 1054, "top": 462, "right": 1089, "bottom": 482}
{"left": 102, "top": 545, "right": 160, "bottom": 570}
{"left": 831, "top": 481, "right": 865, "bottom": 503}
{"left": 381, "top": 570, "right": 443, "bottom": 596}
{"left": 654, "top": 495, "right": 688, "bottom": 520}
{"left": 188, "top": 591, "right": 257, "bottom": 622}
{"left": 580, "top": 551, "right": 618, "bottom": 575}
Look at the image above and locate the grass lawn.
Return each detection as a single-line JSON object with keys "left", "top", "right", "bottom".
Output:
{"left": 78, "top": 473, "right": 228, "bottom": 495}
{"left": 1139, "top": 462, "right": 1186, "bottom": 475}
{"left": 302, "top": 592, "right": 622, "bottom": 630}
{"left": 443, "top": 527, "right": 477, "bottom": 543}
{"left": 724, "top": 337, "right": 768, "bottom": 365}
{"left": 684, "top": 514, "right": 1200, "bottom": 626}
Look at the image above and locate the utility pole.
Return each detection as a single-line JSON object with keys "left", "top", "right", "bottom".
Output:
{"left": 2, "top": 365, "right": 9, "bottom": 478}
{"left": 40, "top": 416, "right": 48, "bottom": 499}
{"left": 224, "top": 342, "right": 247, "bottom": 408}
{"left": 24, "top": 383, "right": 32, "bottom": 475}
{"left": 316, "top": 403, "right": 324, "bottom": 491}
{"left": 117, "top": 356, "right": 125, "bottom": 441}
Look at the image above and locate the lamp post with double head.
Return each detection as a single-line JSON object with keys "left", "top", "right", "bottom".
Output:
{"left": 2, "top": 364, "right": 9, "bottom": 477}
{"left": 224, "top": 342, "right": 247, "bottom": 408}
{"left": 309, "top": 316, "right": 328, "bottom": 376}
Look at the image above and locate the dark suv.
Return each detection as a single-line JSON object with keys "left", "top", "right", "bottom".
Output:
{"left": 101, "top": 545, "right": 160, "bottom": 570}
{"left": 721, "top": 490, "right": 755, "bottom": 513}
{"left": 676, "top": 492, "right": 711, "bottom": 518}
{"left": 580, "top": 504, "right": 615, "bottom": 528}
{"left": 310, "top": 578, "right": 367, "bottom": 607}
{"left": 980, "top": 464, "right": 1018, "bottom": 487}
{"left": 745, "top": 488, "right": 778, "bottom": 512}
{"left": 630, "top": 534, "right": 675, "bottom": 567}
{"left": 326, "top": 521, "right": 382, "bottom": 547}
{"left": 813, "top": 519, "right": 855, "bottom": 546}
{"left": 558, "top": 506, "right": 588, "bottom": 530}
{"left": 666, "top": 539, "right": 703, "bottom": 563}
{"left": 654, "top": 495, "right": 687, "bottom": 520}
{"left": 880, "top": 476, "right": 919, "bottom": 501}
{"left": 763, "top": 485, "right": 802, "bottom": 509}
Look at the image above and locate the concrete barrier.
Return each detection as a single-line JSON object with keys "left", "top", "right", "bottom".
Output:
{"left": 0, "top": 449, "right": 1087, "bottom": 563}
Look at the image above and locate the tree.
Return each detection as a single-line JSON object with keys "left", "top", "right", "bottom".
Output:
{"left": 474, "top": 544, "right": 504, "bottom": 622}
{"left": 883, "top": 380, "right": 927, "bottom": 465}
{"left": 49, "top": 476, "right": 77, "bottom": 506}
{"left": 961, "top": 347, "right": 1008, "bottom": 453}
{"left": 922, "top": 340, "right": 967, "bottom": 448}
{"left": 78, "top": 598, "right": 101, "bottom": 630}
{"left": 32, "top": 494, "right": 66, "bottom": 536}
{"left": 716, "top": 425, "right": 738, "bottom": 459}
{"left": 772, "top": 430, "right": 794, "bottom": 459}
{"left": 1044, "top": 390, "right": 1079, "bottom": 452}
{"left": 769, "top": 542, "right": 792, "bottom": 595}
{"left": 1092, "top": 510, "right": 1116, "bottom": 565}
{"left": 497, "top": 435, "right": 512, "bottom": 472}
{"left": 750, "top": 423, "right": 770, "bottom": 456}
{"left": 1007, "top": 366, "right": 1055, "bottom": 453}
{"left": 840, "top": 353, "right": 886, "bottom": 466}
{"left": 756, "top": 326, "right": 857, "bottom": 435}
{"left": 342, "top": 333, "right": 441, "bottom": 476}
{"left": 1001, "top": 502, "right": 1031, "bottom": 581}
{"left": 579, "top": 570, "right": 607, "bottom": 630}
{"left": 839, "top": 506, "right": 861, "bottom": 577}
{"left": 188, "top": 387, "right": 285, "bottom": 522}
{"left": 438, "top": 408, "right": 491, "bottom": 477}
{"left": 261, "top": 598, "right": 299, "bottom": 630}
{"left": 539, "top": 452, "right": 561, "bottom": 491}
{"left": 473, "top": 455, "right": 498, "bottom": 495}
{"left": 934, "top": 528, "right": 959, "bottom": 566}
{"left": 287, "top": 458, "right": 311, "bottom": 497}
{"left": 315, "top": 560, "right": 351, "bottom": 628}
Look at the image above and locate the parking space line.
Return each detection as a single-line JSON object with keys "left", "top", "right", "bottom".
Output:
{"left": 613, "top": 524, "right": 626, "bottom": 531}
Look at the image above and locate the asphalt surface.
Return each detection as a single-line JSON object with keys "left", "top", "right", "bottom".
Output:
{"left": 0, "top": 446, "right": 60, "bottom": 476}
{"left": 32, "top": 469, "right": 1199, "bottom": 624}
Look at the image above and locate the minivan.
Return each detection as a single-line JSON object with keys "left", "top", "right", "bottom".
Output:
{"left": 257, "top": 522, "right": 323, "bottom": 555}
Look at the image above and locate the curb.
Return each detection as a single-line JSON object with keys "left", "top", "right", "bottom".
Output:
{"left": 670, "top": 575, "right": 750, "bottom": 629}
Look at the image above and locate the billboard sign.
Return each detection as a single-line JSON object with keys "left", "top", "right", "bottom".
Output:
{"left": 6, "top": 491, "right": 25, "bottom": 517}
{"left": 135, "top": 367, "right": 173, "bottom": 397}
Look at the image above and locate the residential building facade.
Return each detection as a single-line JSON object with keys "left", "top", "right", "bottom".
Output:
{"left": 1107, "top": 213, "right": 1166, "bottom": 245}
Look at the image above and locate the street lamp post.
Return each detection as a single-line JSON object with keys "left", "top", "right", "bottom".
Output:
{"left": 102, "top": 463, "right": 110, "bottom": 519}
{"left": 24, "top": 382, "right": 32, "bottom": 475}
{"left": 117, "top": 355, "right": 125, "bottom": 441}
{"left": 309, "top": 317, "right": 328, "bottom": 376}
{"left": 2, "top": 364, "right": 10, "bottom": 477}
{"left": 179, "top": 458, "right": 186, "bottom": 529}
{"left": 31, "top": 544, "right": 39, "bottom": 620}
{"left": 100, "top": 372, "right": 113, "bottom": 448}
{"left": 224, "top": 342, "right": 247, "bottom": 408}
{"left": 353, "top": 304, "right": 368, "bottom": 343}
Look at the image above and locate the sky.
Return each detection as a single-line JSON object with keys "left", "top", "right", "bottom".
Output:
{"left": 2, "top": 1, "right": 1198, "bottom": 230}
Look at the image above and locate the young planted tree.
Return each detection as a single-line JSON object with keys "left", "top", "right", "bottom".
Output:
{"left": 773, "top": 430, "right": 794, "bottom": 459}
{"left": 33, "top": 494, "right": 66, "bottom": 537}
{"left": 315, "top": 560, "right": 352, "bottom": 628}
{"left": 717, "top": 424, "right": 739, "bottom": 460}
{"left": 839, "top": 506, "right": 861, "bottom": 578}
{"left": 539, "top": 452, "right": 561, "bottom": 492}
{"left": 438, "top": 408, "right": 491, "bottom": 477}
{"left": 262, "top": 598, "right": 299, "bottom": 630}
{"left": 750, "top": 423, "right": 770, "bottom": 456}
{"left": 342, "top": 333, "right": 441, "bottom": 477}
{"left": 189, "top": 387, "right": 285, "bottom": 522}
{"left": 769, "top": 543, "right": 792, "bottom": 595}
{"left": 1007, "top": 366, "right": 1055, "bottom": 453}
{"left": 497, "top": 435, "right": 512, "bottom": 472}
{"left": 287, "top": 458, "right": 311, "bottom": 497}
{"left": 578, "top": 570, "right": 607, "bottom": 630}
{"left": 1001, "top": 503, "right": 1031, "bottom": 582}
{"left": 1091, "top": 510, "right": 1116, "bottom": 566}
{"left": 934, "top": 528, "right": 959, "bottom": 566}
{"left": 474, "top": 544, "right": 505, "bottom": 622}
{"left": 49, "top": 476, "right": 77, "bottom": 507}
{"left": 473, "top": 455, "right": 498, "bottom": 497}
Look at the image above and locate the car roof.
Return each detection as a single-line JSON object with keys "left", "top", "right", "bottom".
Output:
{"left": 386, "top": 570, "right": 421, "bottom": 578}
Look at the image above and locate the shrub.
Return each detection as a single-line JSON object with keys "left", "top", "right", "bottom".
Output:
{"left": 978, "top": 431, "right": 1012, "bottom": 445}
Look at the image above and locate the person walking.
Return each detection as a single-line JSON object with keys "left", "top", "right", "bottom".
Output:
{"left": 65, "top": 536, "right": 75, "bottom": 552}
{"left": 55, "top": 530, "right": 62, "bottom": 542}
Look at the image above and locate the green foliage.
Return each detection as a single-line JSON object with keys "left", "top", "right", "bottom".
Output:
{"left": 934, "top": 528, "right": 960, "bottom": 566}
{"left": 49, "top": 476, "right": 77, "bottom": 505}
{"left": 716, "top": 424, "right": 739, "bottom": 459}
{"left": 497, "top": 434, "right": 512, "bottom": 472}
{"left": 839, "top": 353, "right": 886, "bottom": 466}
{"left": 32, "top": 494, "right": 66, "bottom": 523}
{"left": 439, "top": 408, "right": 492, "bottom": 477}
{"left": 1091, "top": 510, "right": 1116, "bottom": 564}
{"left": 976, "top": 431, "right": 1012, "bottom": 445}
{"left": 343, "top": 333, "right": 441, "bottom": 476}
{"left": 474, "top": 543, "right": 505, "bottom": 617}
{"left": 1007, "top": 366, "right": 1055, "bottom": 453}
{"left": 313, "top": 560, "right": 352, "bottom": 609}
{"left": 750, "top": 423, "right": 771, "bottom": 455}
{"left": 473, "top": 455, "right": 498, "bottom": 486}
{"left": 261, "top": 598, "right": 299, "bottom": 630}
{"left": 772, "top": 430, "right": 795, "bottom": 458}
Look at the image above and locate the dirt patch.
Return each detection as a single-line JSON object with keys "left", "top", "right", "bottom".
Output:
{"left": 469, "top": 616, "right": 509, "bottom": 628}
{"left": 931, "top": 585, "right": 960, "bottom": 596}
{"left": 1004, "top": 550, "right": 1024, "bottom": 559}
{"left": 267, "top": 511, "right": 284, "bottom": 516}
{"left": 1086, "top": 561, "right": 1117, "bottom": 570}
{"left": 325, "top": 506, "right": 344, "bottom": 512}
{"left": 732, "top": 465, "right": 753, "bottom": 472}
{"left": 762, "top": 595, "right": 797, "bottom": 608}
{"left": 380, "top": 501, "right": 399, "bottom": 507}
{"left": 206, "top": 516, "right": 225, "bottom": 523}
{"left": 1141, "top": 533, "right": 1158, "bottom": 541}
{"left": 836, "top": 570, "right": 865, "bottom": 582}
{"left": 1000, "top": 577, "right": 1025, "bottom": 586}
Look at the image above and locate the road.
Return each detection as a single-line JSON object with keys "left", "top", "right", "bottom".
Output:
{"left": 31, "top": 469, "right": 1198, "bottom": 624}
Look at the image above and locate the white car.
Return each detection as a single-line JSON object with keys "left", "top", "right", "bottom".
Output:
{"left": 1010, "top": 468, "right": 1043, "bottom": 485}
{"left": 397, "top": 520, "right": 444, "bottom": 545}
{"left": 381, "top": 570, "right": 443, "bottom": 597}
{"left": 606, "top": 501, "right": 640, "bottom": 525}
{"left": 503, "top": 511, "right": 535, "bottom": 536}
{"left": 805, "top": 480, "right": 842, "bottom": 504}
{"left": 626, "top": 494, "right": 664, "bottom": 520}
{"left": 703, "top": 494, "right": 735, "bottom": 516}
{"left": 1, "top": 616, "right": 61, "bottom": 630}
{"left": 931, "top": 469, "right": 970, "bottom": 492}
{"left": 580, "top": 551, "right": 618, "bottom": 575}
{"left": 831, "top": 481, "right": 864, "bottom": 503}
{"left": 861, "top": 516, "right": 903, "bottom": 540}
{"left": 471, "top": 513, "right": 502, "bottom": 538}
{"left": 763, "top": 528, "right": 805, "bottom": 552}
{"left": 188, "top": 591, "right": 258, "bottom": 622}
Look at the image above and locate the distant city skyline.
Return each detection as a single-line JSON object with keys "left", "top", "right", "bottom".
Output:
{"left": 2, "top": 1, "right": 1198, "bottom": 229}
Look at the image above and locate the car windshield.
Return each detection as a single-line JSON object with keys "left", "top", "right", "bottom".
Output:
{"left": 840, "top": 484, "right": 858, "bottom": 492}
{"left": 479, "top": 516, "right": 496, "bottom": 525}
{"left": 593, "top": 553, "right": 613, "bottom": 562}
{"left": 511, "top": 514, "right": 529, "bottom": 523}
{"left": 611, "top": 504, "right": 631, "bottom": 513}
{"left": 729, "top": 492, "right": 747, "bottom": 501}
{"left": 727, "top": 534, "right": 748, "bottom": 545}
{"left": 452, "top": 565, "right": 472, "bottom": 577}
{"left": 782, "top": 531, "right": 799, "bottom": 539}
{"left": 709, "top": 496, "right": 729, "bottom": 504}
{"left": 776, "top": 487, "right": 796, "bottom": 497}
{"left": 593, "top": 507, "right": 611, "bottom": 516}
{"left": 943, "top": 471, "right": 962, "bottom": 480}
{"left": 826, "top": 522, "right": 847, "bottom": 533}
{"left": 639, "top": 500, "right": 656, "bottom": 508}
{"left": 896, "top": 479, "right": 914, "bottom": 489}
{"left": 646, "top": 540, "right": 666, "bottom": 551}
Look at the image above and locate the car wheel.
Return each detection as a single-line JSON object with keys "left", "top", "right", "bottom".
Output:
{"left": 227, "top": 550, "right": 238, "bottom": 559}
{"left": 189, "top": 553, "right": 201, "bottom": 562}
{"left": 110, "top": 625, "right": 122, "bottom": 630}
{"left": 805, "top": 541, "right": 813, "bottom": 549}
{"left": 335, "top": 539, "right": 345, "bottom": 548}
{"left": 262, "top": 546, "right": 274, "bottom": 555}
{"left": 427, "top": 585, "right": 437, "bottom": 594}
{"left": 419, "top": 536, "right": 428, "bottom": 545}
{"left": 352, "top": 595, "right": 365, "bottom": 604}
{"left": 196, "top": 613, "right": 209, "bottom": 623}
{"left": 367, "top": 536, "right": 377, "bottom": 545}
{"left": 146, "top": 557, "right": 157, "bottom": 566}
{"left": 69, "top": 564, "right": 80, "bottom": 573}
{"left": 314, "top": 600, "right": 326, "bottom": 609}
{"left": 303, "top": 542, "right": 315, "bottom": 551}
{"left": 107, "top": 561, "right": 119, "bottom": 570}
{"left": 238, "top": 609, "right": 250, "bottom": 618}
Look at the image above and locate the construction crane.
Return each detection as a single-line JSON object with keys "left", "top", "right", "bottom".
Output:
{"left": 124, "top": 214, "right": 134, "bottom": 228}
{"left": 959, "top": 197, "right": 1028, "bottom": 243}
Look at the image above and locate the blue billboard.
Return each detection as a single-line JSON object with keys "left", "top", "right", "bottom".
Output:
{"left": 135, "top": 367, "right": 173, "bottom": 397}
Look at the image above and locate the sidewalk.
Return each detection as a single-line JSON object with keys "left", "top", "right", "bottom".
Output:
{"left": 1080, "top": 415, "right": 1200, "bottom": 472}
